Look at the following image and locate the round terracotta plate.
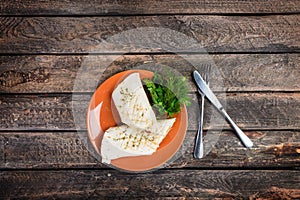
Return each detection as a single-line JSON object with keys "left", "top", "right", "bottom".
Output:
{"left": 86, "top": 70, "right": 188, "bottom": 172}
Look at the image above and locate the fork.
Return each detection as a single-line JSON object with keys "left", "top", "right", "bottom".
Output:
{"left": 194, "top": 64, "right": 211, "bottom": 159}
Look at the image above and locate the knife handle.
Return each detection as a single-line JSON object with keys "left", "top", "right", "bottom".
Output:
{"left": 220, "top": 108, "right": 253, "bottom": 148}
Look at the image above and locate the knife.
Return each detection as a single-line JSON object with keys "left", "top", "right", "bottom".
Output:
{"left": 193, "top": 70, "right": 253, "bottom": 148}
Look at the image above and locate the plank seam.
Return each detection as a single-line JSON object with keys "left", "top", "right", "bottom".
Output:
{"left": 0, "top": 128, "right": 299, "bottom": 133}
{"left": 0, "top": 52, "right": 299, "bottom": 56}
{"left": 1, "top": 91, "right": 300, "bottom": 96}
{"left": 0, "top": 12, "right": 299, "bottom": 17}
{"left": 0, "top": 166, "right": 298, "bottom": 171}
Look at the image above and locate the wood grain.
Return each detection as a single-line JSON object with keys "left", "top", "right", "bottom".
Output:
{"left": 1, "top": 15, "right": 299, "bottom": 53}
{"left": 1, "top": 93, "right": 299, "bottom": 131}
{"left": 1, "top": 0, "right": 300, "bottom": 15}
{"left": 0, "top": 130, "right": 299, "bottom": 169}
{"left": 0, "top": 54, "right": 299, "bottom": 93}
{"left": 1, "top": 0, "right": 299, "bottom": 198}
{"left": 1, "top": 170, "right": 299, "bottom": 199}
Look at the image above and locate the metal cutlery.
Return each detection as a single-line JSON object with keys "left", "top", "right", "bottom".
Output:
{"left": 193, "top": 70, "right": 253, "bottom": 148}
{"left": 193, "top": 64, "right": 211, "bottom": 158}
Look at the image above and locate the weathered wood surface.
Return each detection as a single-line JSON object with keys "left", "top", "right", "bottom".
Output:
{"left": 1, "top": 0, "right": 300, "bottom": 15}
{"left": 1, "top": 170, "right": 299, "bottom": 199}
{"left": 0, "top": 54, "right": 299, "bottom": 93}
{"left": 0, "top": 131, "right": 299, "bottom": 169}
{"left": 1, "top": 93, "right": 300, "bottom": 130}
{"left": 1, "top": 0, "right": 299, "bottom": 198}
{"left": 1, "top": 15, "right": 299, "bottom": 53}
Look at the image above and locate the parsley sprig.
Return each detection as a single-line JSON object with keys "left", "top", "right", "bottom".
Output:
{"left": 143, "top": 71, "right": 190, "bottom": 118}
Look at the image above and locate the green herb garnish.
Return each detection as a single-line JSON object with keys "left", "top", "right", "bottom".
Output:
{"left": 143, "top": 70, "right": 190, "bottom": 118}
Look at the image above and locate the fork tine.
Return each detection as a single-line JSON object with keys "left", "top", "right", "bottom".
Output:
{"left": 199, "top": 63, "right": 212, "bottom": 86}
{"left": 201, "top": 65, "right": 207, "bottom": 82}
{"left": 205, "top": 64, "right": 211, "bottom": 86}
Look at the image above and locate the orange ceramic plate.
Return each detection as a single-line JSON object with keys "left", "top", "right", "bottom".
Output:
{"left": 87, "top": 70, "right": 188, "bottom": 172}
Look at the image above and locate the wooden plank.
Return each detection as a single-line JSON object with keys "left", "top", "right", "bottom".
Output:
{"left": 1, "top": 0, "right": 299, "bottom": 15}
{"left": 0, "top": 54, "right": 299, "bottom": 93}
{"left": 0, "top": 15, "right": 299, "bottom": 53}
{"left": 0, "top": 131, "right": 299, "bottom": 169}
{"left": 1, "top": 170, "right": 299, "bottom": 199}
{"left": 1, "top": 93, "right": 299, "bottom": 130}
{"left": 0, "top": 94, "right": 76, "bottom": 130}
{"left": 179, "top": 130, "right": 300, "bottom": 168}
{"left": 0, "top": 55, "right": 82, "bottom": 93}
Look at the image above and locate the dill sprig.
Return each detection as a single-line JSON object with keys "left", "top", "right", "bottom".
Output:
{"left": 143, "top": 70, "right": 190, "bottom": 118}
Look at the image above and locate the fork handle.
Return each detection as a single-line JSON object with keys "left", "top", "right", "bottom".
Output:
{"left": 194, "top": 95, "right": 205, "bottom": 158}
{"left": 194, "top": 138, "right": 204, "bottom": 158}
{"left": 194, "top": 121, "right": 204, "bottom": 158}
{"left": 220, "top": 108, "right": 253, "bottom": 148}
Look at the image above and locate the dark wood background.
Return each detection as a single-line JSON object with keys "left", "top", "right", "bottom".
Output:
{"left": 0, "top": 0, "right": 299, "bottom": 199}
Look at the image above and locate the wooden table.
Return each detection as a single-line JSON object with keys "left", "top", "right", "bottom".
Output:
{"left": 1, "top": 1, "right": 299, "bottom": 199}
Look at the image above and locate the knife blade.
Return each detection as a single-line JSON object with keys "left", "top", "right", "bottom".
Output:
{"left": 193, "top": 70, "right": 253, "bottom": 148}
{"left": 193, "top": 71, "right": 223, "bottom": 110}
